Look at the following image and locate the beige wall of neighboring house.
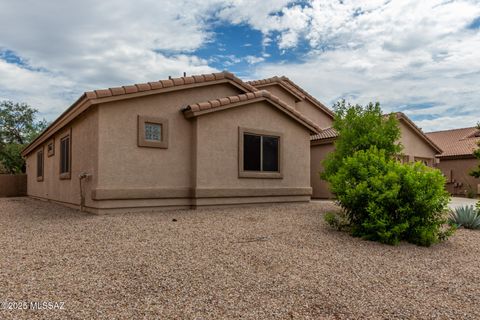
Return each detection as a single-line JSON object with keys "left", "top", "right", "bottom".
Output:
{"left": 398, "top": 119, "right": 438, "bottom": 166}
{"left": 295, "top": 99, "right": 333, "bottom": 129}
{"left": 23, "top": 72, "right": 319, "bottom": 213}
{"left": 310, "top": 114, "right": 441, "bottom": 199}
{"left": 435, "top": 157, "right": 479, "bottom": 196}
{"left": 426, "top": 127, "right": 480, "bottom": 197}
{"left": 310, "top": 141, "right": 335, "bottom": 199}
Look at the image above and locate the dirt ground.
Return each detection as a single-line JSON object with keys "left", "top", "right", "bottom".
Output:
{"left": 1, "top": 197, "right": 479, "bottom": 319}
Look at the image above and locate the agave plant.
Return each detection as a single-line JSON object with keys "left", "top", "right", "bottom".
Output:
{"left": 449, "top": 205, "right": 480, "bottom": 230}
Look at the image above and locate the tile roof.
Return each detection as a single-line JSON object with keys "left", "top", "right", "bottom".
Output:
{"left": 22, "top": 71, "right": 257, "bottom": 156}
{"left": 309, "top": 112, "right": 442, "bottom": 153}
{"left": 86, "top": 71, "right": 257, "bottom": 99}
{"left": 183, "top": 90, "right": 322, "bottom": 133}
{"left": 247, "top": 76, "right": 335, "bottom": 118}
{"left": 310, "top": 127, "right": 338, "bottom": 141}
{"left": 426, "top": 127, "right": 480, "bottom": 158}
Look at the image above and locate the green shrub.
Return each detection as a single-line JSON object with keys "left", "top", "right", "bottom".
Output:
{"left": 449, "top": 205, "right": 480, "bottom": 229}
{"left": 328, "top": 147, "right": 452, "bottom": 246}
{"left": 324, "top": 211, "right": 351, "bottom": 231}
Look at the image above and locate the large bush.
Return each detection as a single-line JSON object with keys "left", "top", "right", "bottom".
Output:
{"left": 329, "top": 147, "right": 452, "bottom": 246}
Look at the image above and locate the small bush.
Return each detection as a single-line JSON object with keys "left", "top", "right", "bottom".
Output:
{"left": 449, "top": 205, "right": 480, "bottom": 229}
{"left": 328, "top": 147, "right": 452, "bottom": 246}
{"left": 324, "top": 211, "right": 350, "bottom": 231}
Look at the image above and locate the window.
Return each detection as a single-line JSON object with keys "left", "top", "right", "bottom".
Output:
{"left": 47, "top": 139, "right": 55, "bottom": 157}
{"left": 239, "top": 127, "right": 282, "bottom": 179}
{"left": 138, "top": 116, "right": 169, "bottom": 148}
{"left": 36, "top": 148, "right": 44, "bottom": 182}
{"left": 59, "top": 131, "right": 71, "bottom": 179}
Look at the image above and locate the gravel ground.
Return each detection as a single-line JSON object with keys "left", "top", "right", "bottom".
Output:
{"left": 1, "top": 198, "right": 479, "bottom": 320}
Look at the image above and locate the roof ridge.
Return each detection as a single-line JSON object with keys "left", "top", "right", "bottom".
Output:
{"left": 247, "top": 76, "right": 335, "bottom": 118}
{"left": 425, "top": 126, "right": 478, "bottom": 134}
{"left": 183, "top": 90, "right": 322, "bottom": 133}
{"left": 87, "top": 71, "right": 258, "bottom": 99}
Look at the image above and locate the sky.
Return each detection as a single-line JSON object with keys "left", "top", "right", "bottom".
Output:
{"left": 0, "top": 0, "right": 479, "bottom": 132}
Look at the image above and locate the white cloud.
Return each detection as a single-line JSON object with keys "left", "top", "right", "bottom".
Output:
{"left": 251, "top": 0, "right": 480, "bottom": 131}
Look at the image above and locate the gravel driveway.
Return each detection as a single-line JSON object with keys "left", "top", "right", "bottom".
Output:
{"left": 1, "top": 198, "right": 479, "bottom": 319}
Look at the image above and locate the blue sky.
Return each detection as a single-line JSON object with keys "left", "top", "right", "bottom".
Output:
{"left": 0, "top": 0, "right": 479, "bottom": 131}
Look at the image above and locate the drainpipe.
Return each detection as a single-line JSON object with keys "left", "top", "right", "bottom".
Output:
{"left": 79, "top": 172, "right": 92, "bottom": 212}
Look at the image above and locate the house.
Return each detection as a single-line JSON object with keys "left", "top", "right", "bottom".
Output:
{"left": 21, "top": 72, "right": 321, "bottom": 213}
{"left": 309, "top": 112, "right": 442, "bottom": 199}
{"left": 426, "top": 127, "right": 480, "bottom": 197}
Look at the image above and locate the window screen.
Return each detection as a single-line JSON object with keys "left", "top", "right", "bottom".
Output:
{"left": 60, "top": 136, "right": 70, "bottom": 174}
{"left": 36, "top": 150, "right": 43, "bottom": 178}
{"left": 243, "top": 133, "right": 279, "bottom": 172}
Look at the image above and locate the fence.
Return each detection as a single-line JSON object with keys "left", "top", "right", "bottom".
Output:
{"left": 0, "top": 174, "right": 27, "bottom": 197}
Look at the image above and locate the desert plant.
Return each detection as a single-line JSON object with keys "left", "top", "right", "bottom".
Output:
{"left": 324, "top": 211, "right": 351, "bottom": 231}
{"left": 329, "top": 146, "right": 452, "bottom": 246}
{"left": 449, "top": 205, "right": 480, "bottom": 229}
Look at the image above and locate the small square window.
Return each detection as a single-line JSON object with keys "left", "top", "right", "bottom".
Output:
{"left": 145, "top": 123, "right": 162, "bottom": 141}
{"left": 47, "top": 139, "right": 55, "bottom": 157}
{"left": 138, "top": 116, "right": 168, "bottom": 148}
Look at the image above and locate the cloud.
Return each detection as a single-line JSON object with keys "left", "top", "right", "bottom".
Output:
{"left": 250, "top": 0, "right": 480, "bottom": 131}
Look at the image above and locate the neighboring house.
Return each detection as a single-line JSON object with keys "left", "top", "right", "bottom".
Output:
{"left": 310, "top": 113, "right": 442, "bottom": 199}
{"left": 426, "top": 127, "right": 480, "bottom": 197}
{"left": 21, "top": 72, "right": 321, "bottom": 213}
{"left": 247, "top": 76, "right": 335, "bottom": 129}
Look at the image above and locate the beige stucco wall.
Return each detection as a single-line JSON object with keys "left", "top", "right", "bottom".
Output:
{"left": 26, "top": 107, "right": 99, "bottom": 206}
{"left": 258, "top": 84, "right": 298, "bottom": 108}
{"left": 310, "top": 120, "right": 441, "bottom": 199}
{"left": 310, "top": 143, "right": 335, "bottom": 199}
{"left": 94, "top": 83, "right": 242, "bottom": 204}
{"left": 398, "top": 120, "right": 437, "bottom": 165}
{"left": 295, "top": 99, "right": 333, "bottom": 129}
{"left": 194, "top": 101, "right": 311, "bottom": 195}
{"left": 436, "top": 157, "right": 480, "bottom": 196}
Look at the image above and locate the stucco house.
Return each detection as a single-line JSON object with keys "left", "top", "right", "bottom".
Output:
{"left": 22, "top": 72, "right": 321, "bottom": 213}
{"left": 426, "top": 127, "right": 480, "bottom": 197}
{"left": 309, "top": 112, "right": 442, "bottom": 199}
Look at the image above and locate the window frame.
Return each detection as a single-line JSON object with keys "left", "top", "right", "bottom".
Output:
{"left": 238, "top": 127, "right": 283, "bottom": 179}
{"left": 47, "top": 138, "right": 55, "bottom": 157}
{"left": 138, "top": 115, "right": 169, "bottom": 148}
{"left": 36, "top": 147, "right": 44, "bottom": 182}
{"left": 59, "top": 129, "right": 72, "bottom": 180}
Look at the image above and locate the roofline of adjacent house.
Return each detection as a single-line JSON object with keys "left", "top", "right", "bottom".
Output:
{"left": 247, "top": 76, "right": 335, "bottom": 119}
{"left": 182, "top": 90, "right": 322, "bottom": 134}
{"left": 393, "top": 112, "right": 443, "bottom": 154}
{"left": 425, "top": 126, "right": 478, "bottom": 134}
{"left": 21, "top": 71, "right": 257, "bottom": 157}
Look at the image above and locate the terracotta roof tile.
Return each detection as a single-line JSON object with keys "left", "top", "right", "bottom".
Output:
{"left": 148, "top": 81, "right": 163, "bottom": 90}
{"left": 426, "top": 127, "right": 480, "bottom": 158}
{"left": 23, "top": 71, "right": 259, "bottom": 156}
{"left": 94, "top": 89, "right": 112, "bottom": 98}
{"left": 160, "top": 79, "right": 174, "bottom": 88}
{"left": 183, "top": 90, "right": 322, "bottom": 133}
{"left": 311, "top": 127, "right": 338, "bottom": 141}
{"left": 135, "top": 83, "right": 151, "bottom": 92}
{"left": 110, "top": 87, "right": 126, "bottom": 95}
{"left": 123, "top": 85, "right": 138, "bottom": 94}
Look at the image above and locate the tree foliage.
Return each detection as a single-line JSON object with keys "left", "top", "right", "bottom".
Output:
{"left": 322, "top": 101, "right": 453, "bottom": 246}
{"left": 0, "top": 101, "right": 48, "bottom": 173}
{"left": 470, "top": 122, "right": 480, "bottom": 179}
{"left": 321, "top": 100, "right": 402, "bottom": 179}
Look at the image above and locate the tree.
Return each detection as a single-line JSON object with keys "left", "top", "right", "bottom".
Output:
{"left": 322, "top": 100, "right": 402, "bottom": 180}
{"left": 0, "top": 101, "right": 48, "bottom": 173}
{"left": 322, "top": 101, "right": 453, "bottom": 246}
{"left": 470, "top": 122, "right": 480, "bottom": 179}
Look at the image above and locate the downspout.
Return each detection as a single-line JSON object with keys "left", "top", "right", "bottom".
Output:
{"left": 79, "top": 172, "right": 92, "bottom": 212}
